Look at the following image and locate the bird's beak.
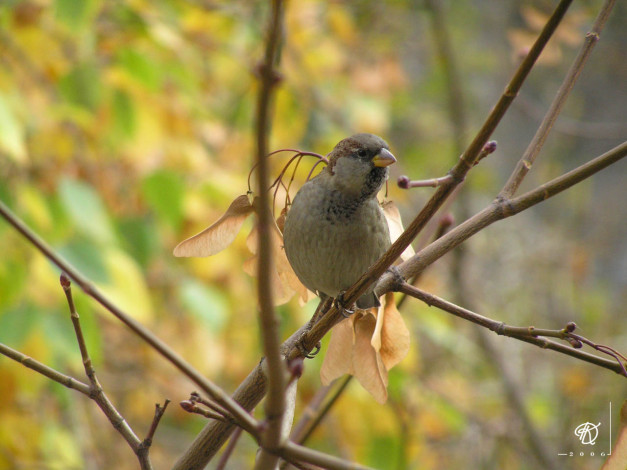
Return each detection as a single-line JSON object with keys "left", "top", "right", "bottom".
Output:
{"left": 372, "top": 148, "right": 396, "bottom": 167}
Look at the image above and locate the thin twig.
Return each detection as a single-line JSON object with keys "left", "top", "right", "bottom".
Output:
{"left": 287, "top": 0, "right": 575, "bottom": 361}
{"left": 426, "top": 1, "right": 561, "bottom": 467}
{"left": 376, "top": 140, "right": 627, "bottom": 293}
{"left": 0, "top": 199, "right": 259, "bottom": 436}
{"left": 60, "top": 275, "right": 150, "bottom": 468}
{"left": 216, "top": 427, "right": 244, "bottom": 470}
{"left": 253, "top": 0, "right": 287, "bottom": 469}
{"left": 397, "top": 283, "right": 626, "bottom": 376}
{"left": 500, "top": 0, "right": 617, "bottom": 198}
{"left": 291, "top": 376, "right": 352, "bottom": 446}
{"left": 0, "top": 342, "right": 90, "bottom": 395}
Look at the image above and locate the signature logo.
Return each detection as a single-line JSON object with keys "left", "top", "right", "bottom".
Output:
{"left": 574, "top": 422, "right": 601, "bottom": 445}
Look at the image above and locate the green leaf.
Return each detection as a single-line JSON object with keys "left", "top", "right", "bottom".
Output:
{"left": 58, "top": 178, "right": 116, "bottom": 245}
{"left": 54, "top": 0, "right": 97, "bottom": 31}
{"left": 117, "top": 216, "right": 158, "bottom": 268}
{"left": 178, "top": 280, "right": 228, "bottom": 332}
{"left": 111, "top": 89, "right": 136, "bottom": 140}
{"left": 58, "top": 63, "right": 102, "bottom": 111}
{"left": 116, "top": 48, "right": 162, "bottom": 91}
{"left": 141, "top": 170, "right": 184, "bottom": 231}
{"left": 57, "top": 239, "right": 110, "bottom": 283}
{"left": 0, "top": 305, "right": 39, "bottom": 345}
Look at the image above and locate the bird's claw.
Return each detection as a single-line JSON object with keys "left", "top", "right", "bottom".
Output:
{"left": 296, "top": 339, "right": 321, "bottom": 359}
{"left": 334, "top": 292, "right": 355, "bottom": 318}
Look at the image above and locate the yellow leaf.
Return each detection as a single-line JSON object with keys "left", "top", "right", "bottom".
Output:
{"left": 97, "top": 248, "right": 153, "bottom": 323}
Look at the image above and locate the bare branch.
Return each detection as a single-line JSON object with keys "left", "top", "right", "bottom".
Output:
{"left": 285, "top": 0, "right": 575, "bottom": 361}
{"left": 0, "top": 342, "right": 90, "bottom": 395}
{"left": 397, "top": 283, "right": 626, "bottom": 376}
{"left": 253, "top": 1, "right": 288, "bottom": 468}
{"left": 0, "top": 199, "right": 258, "bottom": 435}
{"left": 377, "top": 140, "right": 627, "bottom": 292}
{"left": 500, "top": 0, "right": 618, "bottom": 198}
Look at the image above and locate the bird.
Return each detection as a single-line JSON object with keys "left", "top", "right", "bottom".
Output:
{"left": 282, "top": 133, "right": 396, "bottom": 311}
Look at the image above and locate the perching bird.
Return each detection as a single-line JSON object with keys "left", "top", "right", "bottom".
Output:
{"left": 282, "top": 133, "right": 396, "bottom": 310}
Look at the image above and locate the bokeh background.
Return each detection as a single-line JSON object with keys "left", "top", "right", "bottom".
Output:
{"left": 0, "top": 1, "right": 625, "bottom": 469}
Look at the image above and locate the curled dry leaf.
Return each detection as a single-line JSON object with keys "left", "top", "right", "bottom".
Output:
{"left": 381, "top": 200, "right": 415, "bottom": 261}
{"left": 173, "top": 194, "right": 254, "bottom": 257}
{"left": 601, "top": 400, "right": 627, "bottom": 470}
{"left": 320, "top": 292, "right": 410, "bottom": 403}
{"left": 244, "top": 218, "right": 313, "bottom": 305}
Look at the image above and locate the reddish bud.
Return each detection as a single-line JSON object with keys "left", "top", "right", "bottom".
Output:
{"left": 397, "top": 175, "right": 411, "bottom": 189}
{"left": 439, "top": 213, "right": 455, "bottom": 228}
{"left": 567, "top": 337, "right": 583, "bottom": 349}
{"left": 565, "top": 322, "right": 577, "bottom": 333}
{"left": 60, "top": 273, "right": 71, "bottom": 289}
{"left": 180, "top": 401, "right": 195, "bottom": 412}
{"left": 288, "top": 357, "right": 304, "bottom": 378}
{"left": 483, "top": 140, "right": 497, "bottom": 154}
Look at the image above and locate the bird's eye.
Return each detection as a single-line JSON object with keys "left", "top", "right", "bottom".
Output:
{"left": 357, "top": 149, "right": 367, "bottom": 158}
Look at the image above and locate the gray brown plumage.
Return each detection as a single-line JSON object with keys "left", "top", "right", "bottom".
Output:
{"left": 283, "top": 133, "right": 396, "bottom": 309}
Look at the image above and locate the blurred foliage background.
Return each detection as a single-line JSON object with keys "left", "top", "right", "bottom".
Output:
{"left": 0, "top": 0, "right": 626, "bottom": 469}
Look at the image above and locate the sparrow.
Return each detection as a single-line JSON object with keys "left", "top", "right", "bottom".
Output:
{"left": 282, "top": 133, "right": 396, "bottom": 310}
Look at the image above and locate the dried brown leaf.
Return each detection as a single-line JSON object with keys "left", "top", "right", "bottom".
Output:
{"left": 173, "top": 194, "right": 253, "bottom": 257}
{"left": 320, "top": 318, "right": 354, "bottom": 386}
{"left": 320, "top": 294, "right": 409, "bottom": 404}
{"left": 245, "top": 219, "right": 313, "bottom": 305}
{"left": 601, "top": 400, "right": 627, "bottom": 470}
{"left": 378, "top": 292, "right": 410, "bottom": 370}
{"left": 382, "top": 200, "right": 415, "bottom": 261}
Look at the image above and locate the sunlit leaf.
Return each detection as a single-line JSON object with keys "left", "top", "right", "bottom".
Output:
{"left": 174, "top": 194, "right": 254, "bottom": 257}
{"left": 142, "top": 170, "right": 185, "bottom": 231}
{"left": 96, "top": 248, "right": 153, "bottom": 323}
{"left": 58, "top": 178, "right": 116, "bottom": 245}
{"left": 178, "top": 279, "right": 228, "bottom": 332}
{"left": 0, "top": 93, "right": 27, "bottom": 163}
{"left": 58, "top": 63, "right": 102, "bottom": 111}
{"left": 111, "top": 88, "right": 136, "bottom": 140}
{"left": 116, "top": 48, "right": 163, "bottom": 91}
{"left": 54, "top": 0, "right": 97, "bottom": 31}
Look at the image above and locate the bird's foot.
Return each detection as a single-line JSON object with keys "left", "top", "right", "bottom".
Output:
{"left": 295, "top": 332, "right": 321, "bottom": 359}
{"left": 386, "top": 266, "right": 405, "bottom": 290}
{"left": 334, "top": 292, "right": 355, "bottom": 318}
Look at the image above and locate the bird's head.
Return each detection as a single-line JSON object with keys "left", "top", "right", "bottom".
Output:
{"left": 326, "top": 133, "right": 396, "bottom": 198}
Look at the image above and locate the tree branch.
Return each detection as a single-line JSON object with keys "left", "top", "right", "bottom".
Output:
{"left": 377, "top": 140, "right": 627, "bottom": 292}
{"left": 500, "top": 0, "right": 618, "bottom": 198}
{"left": 254, "top": 1, "right": 288, "bottom": 468}
{"left": 0, "top": 342, "right": 91, "bottom": 395}
{"left": 0, "top": 200, "right": 259, "bottom": 436}
{"left": 285, "top": 0, "right": 575, "bottom": 361}
{"left": 397, "top": 283, "right": 626, "bottom": 376}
